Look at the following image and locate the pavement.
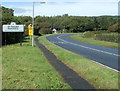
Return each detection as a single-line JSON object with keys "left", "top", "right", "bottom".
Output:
{"left": 46, "top": 34, "right": 119, "bottom": 72}
{"left": 35, "top": 37, "right": 96, "bottom": 90}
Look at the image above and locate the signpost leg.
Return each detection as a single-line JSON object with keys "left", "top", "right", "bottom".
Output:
{"left": 5, "top": 32, "right": 6, "bottom": 46}
{"left": 31, "top": 33, "right": 34, "bottom": 47}
{"left": 20, "top": 33, "right": 22, "bottom": 46}
{"left": 30, "top": 35, "right": 32, "bottom": 40}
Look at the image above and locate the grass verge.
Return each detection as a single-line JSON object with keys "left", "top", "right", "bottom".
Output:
{"left": 69, "top": 34, "right": 118, "bottom": 49}
{"left": 39, "top": 35, "right": 119, "bottom": 89}
{"left": 2, "top": 37, "right": 71, "bottom": 89}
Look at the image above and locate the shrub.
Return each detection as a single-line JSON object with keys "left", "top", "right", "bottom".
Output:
{"left": 81, "top": 31, "right": 95, "bottom": 38}
{"left": 95, "top": 33, "right": 119, "bottom": 43}
{"left": 81, "top": 31, "right": 119, "bottom": 43}
{"left": 108, "top": 23, "right": 118, "bottom": 32}
{"left": 39, "top": 28, "right": 52, "bottom": 34}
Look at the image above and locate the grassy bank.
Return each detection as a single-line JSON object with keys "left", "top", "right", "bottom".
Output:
{"left": 39, "top": 35, "right": 119, "bottom": 89}
{"left": 2, "top": 37, "right": 70, "bottom": 89}
{"left": 69, "top": 34, "right": 118, "bottom": 49}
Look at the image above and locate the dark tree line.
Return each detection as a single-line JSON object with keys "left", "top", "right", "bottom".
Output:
{"left": 1, "top": 6, "right": 118, "bottom": 45}
{"left": 34, "top": 15, "right": 118, "bottom": 34}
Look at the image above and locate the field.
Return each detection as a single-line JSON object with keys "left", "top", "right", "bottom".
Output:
{"left": 2, "top": 37, "right": 70, "bottom": 89}
{"left": 39, "top": 35, "right": 119, "bottom": 89}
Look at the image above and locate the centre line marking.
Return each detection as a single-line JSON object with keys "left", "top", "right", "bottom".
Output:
{"left": 57, "top": 35, "right": 120, "bottom": 57}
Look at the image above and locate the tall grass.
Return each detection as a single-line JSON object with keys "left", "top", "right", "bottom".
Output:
{"left": 81, "top": 31, "right": 119, "bottom": 43}
{"left": 95, "top": 33, "right": 119, "bottom": 43}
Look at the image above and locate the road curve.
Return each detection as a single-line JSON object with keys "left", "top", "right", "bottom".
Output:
{"left": 46, "top": 34, "right": 119, "bottom": 72}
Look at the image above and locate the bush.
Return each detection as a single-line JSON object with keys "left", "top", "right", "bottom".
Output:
{"left": 95, "top": 33, "right": 119, "bottom": 43}
{"left": 2, "top": 32, "right": 24, "bottom": 45}
{"left": 39, "top": 28, "right": 52, "bottom": 34}
{"left": 108, "top": 23, "right": 118, "bottom": 32}
{"left": 81, "top": 31, "right": 95, "bottom": 38}
{"left": 81, "top": 31, "right": 119, "bottom": 43}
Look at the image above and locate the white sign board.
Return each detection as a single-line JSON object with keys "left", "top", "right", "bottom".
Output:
{"left": 3, "top": 22, "right": 24, "bottom": 32}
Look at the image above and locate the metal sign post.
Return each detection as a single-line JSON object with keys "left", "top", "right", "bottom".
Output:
{"left": 20, "top": 32, "right": 22, "bottom": 46}
{"left": 5, "top": 32, "right": 6, "bottom": 45}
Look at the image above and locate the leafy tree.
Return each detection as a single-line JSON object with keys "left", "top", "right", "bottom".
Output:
{"left": 108, "top": 23, "right": 118, "bottom": 32}
{"left": 2, "top": 6, "right": 14, "bottom": 24}
{"left": 40, "top": 28, "right": 52, "bottom": 34}
{"left": 34, "top": 15, "right": 118, "bottom": 34}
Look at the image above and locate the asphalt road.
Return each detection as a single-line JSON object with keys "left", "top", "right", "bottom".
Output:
{"left": 46, "top": 34, "right": 119, "bottom": 72}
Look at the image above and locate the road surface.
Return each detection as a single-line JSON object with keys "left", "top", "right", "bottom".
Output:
{"left": 46, "top": 34, "right": 119, "bottom": 72}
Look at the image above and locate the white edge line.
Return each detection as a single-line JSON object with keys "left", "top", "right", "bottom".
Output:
{"left": 55, "top": 35, "right": 119, "bottom": 73}
{"left": 91, "top": 60, "right": 119, "bottom": 73}
{"left": 46, "top": 35, "right": 119, "bottom": 72}
{"left": 46, "top": 36, "right": 119, "bottom": 73}
{"left": 57, "top": 35, "right": 120, "bottom": 57}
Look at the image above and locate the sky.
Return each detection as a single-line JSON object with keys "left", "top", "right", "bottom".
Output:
{"left": 1, "top": 0, "right": 120, "bottom": 17}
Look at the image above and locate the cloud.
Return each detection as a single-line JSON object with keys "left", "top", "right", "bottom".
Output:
{"left": 2, "top": 1, "right": 118, "bottom": 16}
{"left": 2, "top": 0, "right": 119, "bottom": 3}
{"left": 13, "top": 7, "right": 31, "bottom": 13}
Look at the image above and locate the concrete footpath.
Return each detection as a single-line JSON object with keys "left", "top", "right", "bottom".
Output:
{"left": 35, "top": 37, "right": 96, "bottom": 90}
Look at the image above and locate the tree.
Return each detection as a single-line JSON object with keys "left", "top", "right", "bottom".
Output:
{"left": 33, "top": 15, "right": 118, "bottom": 35}
{"left": 108, "top": 23, "right": 118, "bottom": 32}
{"left": 40, "top": 28, "right": 52, "bottom": 34}
{"left": 2, "top": 6, "right": 14, "bottom": 24}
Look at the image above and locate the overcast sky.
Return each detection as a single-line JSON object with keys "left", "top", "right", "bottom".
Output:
{"left": 2, "top": 0, "right": 119, "bottom": 17}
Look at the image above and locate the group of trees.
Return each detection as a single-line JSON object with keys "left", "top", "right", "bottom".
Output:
{"left": 34, "top": 15, "right": 118, "bottom": 34}
{"left": 1, "top": 6, "right": 118, "bottom": 45}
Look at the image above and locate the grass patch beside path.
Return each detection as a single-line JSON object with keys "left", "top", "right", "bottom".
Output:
{"left": 39, "top": 35, "right": 119, "bottom": 89}
{"left": 2, "top": 37, "right": 71, "bottom": 89}
{"left": 69, "top": 35, "right": 118, "bottom": 49}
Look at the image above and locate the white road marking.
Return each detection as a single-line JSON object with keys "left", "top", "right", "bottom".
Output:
{"left": 91, "top": 59, "right": 119, "bottom": 73}
{"left": 46, "top": 35, "right": 119, "bottom": 72}
{"left": 56, "top": 35, "right": 119, "bottom": 72}
{"left": 51, "top": 41, "right": 65, "bottom": 44}
{"left": 57, "top": 35, "right": 120, "bottom": 57}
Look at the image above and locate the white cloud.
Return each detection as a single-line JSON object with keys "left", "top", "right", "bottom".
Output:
{"left": 2, "top": 1, "right": 118, "bottom": 16}
{"left": 2, "top": 0, "right": 119, "bottom": 3}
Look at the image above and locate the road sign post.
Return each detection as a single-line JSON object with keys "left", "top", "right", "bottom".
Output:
{"left": 20, "top": 32, "right": 22, "bottom": 46}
